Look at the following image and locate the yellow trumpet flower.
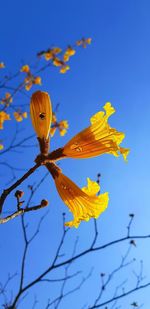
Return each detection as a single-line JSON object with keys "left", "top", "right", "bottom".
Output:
{"left": 61, "top": 102, "right": 129, "bottom": 161}
{"left": 47, "top": 163, "right": 108, "bottom": 228}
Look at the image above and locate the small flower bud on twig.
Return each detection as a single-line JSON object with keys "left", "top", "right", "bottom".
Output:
{"left": 14, "top": 190, "right": 24, "bottom": 199}
{"left": 41, "top": 199, "right": 49, "bottom": 206}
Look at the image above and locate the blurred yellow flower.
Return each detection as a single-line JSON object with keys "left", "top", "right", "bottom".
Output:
{"left": 76, "top": 38, "right": 92, "bottom": 48}
{"left": 0, "top": 62, "right": 5, "bottom": 69}
{"left": 34, "top": 76, "right": 42, "bottom": 85}
{"left": 50, "top": 127, "right": 57, "bottom": 137}
{"left": 1, "top": 93, "right": 13, "bottom": 106}
{"left": 63, "top": 46, "right": 76, "bottom": 62}
{"left": 25, "top": 81, "right": 32, "bottom": 91}
{"left": 52, "top": 47, "right": 62, "bottom": 54}
{"left": 60, "top": 65, "right": 70, "bottom": 74}
{"left": 14, "top": 111, "right": 27, "bottom": 122}
{"left": 45, "top": 52, "right": 53, "bottom": 61}
{"left": 52, "top": 112, "right": 57, "bottom": 124}
{"left": 60, "top": 128, "right": 67, "bottom": 136}
{"left": 62, "top": 102, "right": 129, "bottom": 161}
{"left": 0, "top": 142, "right": 4, "bottom": 150}
{"left": 50, "top": 116, "right": 69, "bottom": 137}
{"left": 53, "top": 58, "right": 63, "bottom": 67}
{"left": 21, "top": 65, "right": 30, "bottom": 73}
{"left": 59, "top": 120, "right": 69, "bottom": 129}
{"left": 0, "top": 111, "right": 10, "bottom": 129}
{"left": 44, "top": 47, "right": 62, "bottom": 61}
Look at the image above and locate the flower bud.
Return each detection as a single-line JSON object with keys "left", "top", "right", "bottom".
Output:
{"left": 41, "top": 199, "right": 49, "bottom": 206}
{"left": 30, "top": 91, "right": 52, "bottom": 139}
{"left": 15, "top": 190, "right": 24, "bottom": 199}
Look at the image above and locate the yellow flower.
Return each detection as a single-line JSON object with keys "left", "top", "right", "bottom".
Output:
{"left": 52, "top": 47, "right": 62, "bottom": 54}
{"left": 25, "top": 82, "right": 32, "bottom": 91}
{"left": 30, "top": 91, "right": 52, "bottom": 139}
{"left": 59, "top": 120, "right": 69, "bottom": 129}
{"left": 34, "top": 76, "right": 42, "bottom": 85}
{"left": 59, "top": 120, "right": 69, "bottom": 136}
{"left": 63, "top": 46, "right": 76, "bottom": 62}
{"left": 44, "top": 48, "right": 61, "bottom": 61}
{"left": 53, "top": 58, "right": 63, "bottom": 67}
{"left": 21, "top": 65, "right": 30, "bottom": 73}
{"left": 60, "top": 128, "right": 67, "bottom": 136}
{"left": 50, "top": 127, "right": 57, "bottom": 137}
{"left": 14, "top": 112, "right": 22, "bottom": 122}
{"left": 52, "top": 112, "right": 57, "bottom": 124}
{"left": 76, "top": 38, "right": 92, "bottom": 48}
{"left": 63, "top": 54, "right": 70, "bottom": 62}
{"left": 0, "top": 143, "right": 4, "bottom": 150}
{"left": 0, "top": 111, "right": 10, "bottom": 129}
{"left": 85, "top": 38, "right": 92, "bottom": 44}
{"left": 61, "top": 102, "right": 129, "bottom": 160}
{"left": 45, "top": 52, "right": 53, "bottom": 61}
{"left": 53, "top": 169, "right": 108, "bottom": 228}
{"left": 60, "top": 65, "right": 70, "bottom": 73}
{"left": 22, "top": 112, "right": 27, "bottom": 118}
{"left": 1, "top": 93, "right": 13, "bottom": 106}
{"left": 14, "top": 111, "right": 27, "bottom": 122}
{"left": 0, "top": 62, "right": 5, "bottom": 69}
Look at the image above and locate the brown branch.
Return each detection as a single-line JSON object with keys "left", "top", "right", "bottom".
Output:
{"left": 0, "top": 203, "right": 48, "bottom": 224}
{"left": 88, "top": 282, "right": 150, "bottom": 308}
{"left": 0, "top": 163, "right": 40, "bottom": 214}
{"left": 9, "top": 232, "right": 150, "bottom": 308}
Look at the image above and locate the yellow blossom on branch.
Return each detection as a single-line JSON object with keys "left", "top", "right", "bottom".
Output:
{"left": 14, "top": 111, "right": 27, "bottom": 122}
{"left": 60, "top": 65, "right": 70, "bottom": 74}
{"left": 44, "top": 47, "right": 62, "bottom": 61}
{"left": 76, "top": 37, "right": 92, "bottom": 48}
{"left": 20, "top": 64, "right": 30, "bottom": 73}
{"left": 53, "top": 58, "right": 63, "bottom": 67}
{"left": 1, "top": 92, "right": 13, "bottom": 107}
{"left": 0, "top": 111, "right": 10, "bottom": 129}
{"left": 34, "top": 76, "right": 42, "bottom": 85}
{"left": 24, "top": 75, "right": 42, "bottom": 91}
{"left": 63, "top": 46, "right": 76, "bottom": 62}
{"left": 30, "top": 91, "right": 129, "bottom": 227}
{"left": 61, "top": 102, "right": 129, "bottom": 161}
{"left": 50, "top": 112, "right": 69, "bottom": 137}
{"left": 0, "top": 62, "right": 5, "bottom": 69}
{"left": 50, "top": 127, "right": 57, "bottom": 137}
{"left": 21, "top": 65, "right": 42, "bottom": 91}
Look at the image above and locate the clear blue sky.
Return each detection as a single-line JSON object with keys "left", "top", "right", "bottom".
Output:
{"left": 0, "top": 0, "right": 150, "bottom": 308}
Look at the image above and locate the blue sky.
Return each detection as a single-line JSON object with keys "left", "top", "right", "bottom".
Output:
{"left": 0, "top": 0, "right": 150, "bottom": 308}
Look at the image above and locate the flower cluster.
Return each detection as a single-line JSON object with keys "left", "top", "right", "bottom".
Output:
{"left": 13, "top": 111, "right": 27, "bottom": 122}
{"left": 76, "top": 38, "right": 92, "bottom": 48}
{"left": 20, "top": 65, "right": 42, "bottom": 91}
{"left": 50, "top": 112, "right": 69, "bottom": 137}
{"left": 37, "top": 38, "right": 91, "bottom": 74}
{"left": 0, "top": 111, "right": 10, "bottom": 129}
{"left": 30, "top": 91, "right": 129, "bottom": 228}
{"left": 1, "top": 92, "right": 13, "bottom": 107}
